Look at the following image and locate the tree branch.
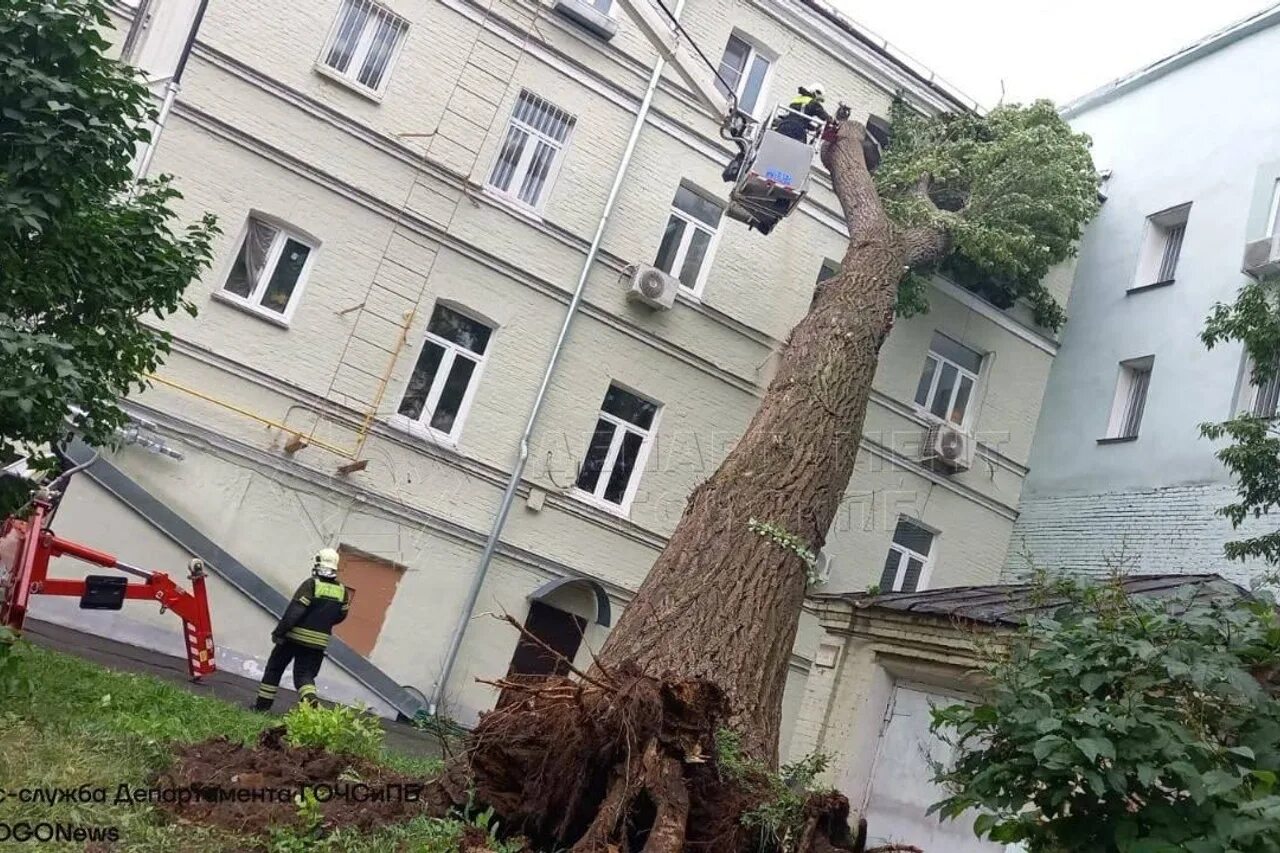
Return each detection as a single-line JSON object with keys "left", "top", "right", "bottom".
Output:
{"left": 903, "top": 224, "right": 952, "bottom": 268}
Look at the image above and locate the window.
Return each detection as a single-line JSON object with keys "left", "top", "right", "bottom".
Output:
{"left": 878, "top": 518, "right": 934, "bottom": 593}
{"left": 716, "top": 32, "right": 772, "bottom": 116}
{"left": 1133, "top": 204, "right": 1190, "bottom": 289}
{"left": 1105, "top": 356, "right": 1154, "bottom": 440}
{"left": 913, "top": 332, "right": 983, "bottom": 428}
{"left": 220, "top": 217, "right": 317, "bottom": 321}
{"left": 655, "top": 183, "right": 724, "bottom": 294}
{"left": 319, "top": 0, "right": 409, "bottom": 94}
{"left": 487, "top": 90, "right": 575, "bottom": 213}
{"left": 575, "top": 384, "right": 659, "bottom": 512}
{"left": 395, "top": 304, "right": 492, "bottom": 443}
{"left": 812, "top": 258, "right": 840, "bottom": 305}
{"left": 1243, "top": 354, "right": 1280, "bottom": 418}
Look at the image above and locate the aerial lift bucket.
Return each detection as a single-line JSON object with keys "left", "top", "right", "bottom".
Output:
{"left": 726, "top": 104, "right": 822, "bottom": 234}
{"left": 0, "top": 489, "right": 217, "bottom": 680}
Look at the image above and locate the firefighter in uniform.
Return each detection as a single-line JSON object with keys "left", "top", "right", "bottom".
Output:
{"left": 253, "top": 548, "right": 350, "bottom": 711}
{"left": 722, "top": 83, "right": 831, "bottom": 183}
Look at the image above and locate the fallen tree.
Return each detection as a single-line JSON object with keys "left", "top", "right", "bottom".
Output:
{"left": 434, "top": 100, "right": 1100, "bottom": 851}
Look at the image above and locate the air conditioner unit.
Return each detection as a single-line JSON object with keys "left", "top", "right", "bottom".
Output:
{"left": 921, "top": 422, "right": 974, "bottom": 474}
{"left": 627, "top": 264, "right": 679, "bottom": 310}
{"left": 1243, "top": 233, "right": 1280, "bottom": 279}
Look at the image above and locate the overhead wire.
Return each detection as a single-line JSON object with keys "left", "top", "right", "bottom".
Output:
{"left": 650, "top": 0, "right": 740, "bottom": 115}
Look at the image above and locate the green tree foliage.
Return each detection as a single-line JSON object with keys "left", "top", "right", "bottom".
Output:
{"left": 931, "top": 576, "right": 1280, "bottom": 852}
{"left": 878, "top": 99, "right": 1100, "bottom": 329}
{"left": 1201, "top": 275, "right": 1280, "bottom": 564}
{"left": 0, "top": 0, "right": 216, "bottom": 462}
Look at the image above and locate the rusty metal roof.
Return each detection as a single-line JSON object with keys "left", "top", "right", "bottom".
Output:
{"left": 817, "top": 574, "right": 1248, "bottom": 627}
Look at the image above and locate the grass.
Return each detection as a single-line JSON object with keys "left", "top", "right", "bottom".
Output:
{"left": 0, "top": 641, "right": 480, "bottom": 852}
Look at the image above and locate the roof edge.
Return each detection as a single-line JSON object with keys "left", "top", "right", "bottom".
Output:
{"left": 1062, "top": 3, "right": 1280, "bottom": 118}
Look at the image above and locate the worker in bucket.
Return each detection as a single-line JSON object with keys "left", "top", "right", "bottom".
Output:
{"left": 252, "top": 548, "right": 350, "bottom": 711}
{"left": 722, "top": 83, "right": 831, "bottom": 183}
{"left": 774, "top": 83, "right": 832, "bottom": 141}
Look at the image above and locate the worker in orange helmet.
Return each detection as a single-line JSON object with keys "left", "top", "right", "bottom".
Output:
{"left": 252, "top": 548, "right": 350, "bottom": 711}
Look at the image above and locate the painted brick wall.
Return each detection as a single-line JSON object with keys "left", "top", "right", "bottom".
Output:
{"left": 1007, "top": 484, "right": 1269, "bottom": 586}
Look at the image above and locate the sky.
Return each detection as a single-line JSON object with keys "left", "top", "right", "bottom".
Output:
{"left": 827, "top": 0, "right": 1275, "bottom": 109}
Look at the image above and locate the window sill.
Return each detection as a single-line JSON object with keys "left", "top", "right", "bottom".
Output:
{"left": 386, "top": 414, "right": 460, "bottom": 451}
{"left": 569, "top": 487, "right": 631, "bottom": 519}
{"left": 480, "top": 186, "right": 547, "bottom": 224}
{"left": 312, "top": 63, "right": 386, "bottom": 103}
{"left": 1097, "top": 435, "right": 1138, "bottom": 445}
{"left": 211, "top": 290, "right": 292, "bottom": 329}
{"left": 1127, "top": 279, "right": 1175, "bottom": 295}
{"left": 552, "top": 0, "right": 618, "bottom": 40}
{"left": 913, "top": 407, "right": 970, "bottom": 433}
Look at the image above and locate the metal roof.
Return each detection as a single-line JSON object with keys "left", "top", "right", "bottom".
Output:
{"left": 819, "top": 573, "right": 1248, "bottom": 627}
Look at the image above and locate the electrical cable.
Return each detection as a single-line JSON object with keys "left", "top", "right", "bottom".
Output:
{"left": 651, "top": 0, "right": 740, "bottom": 115}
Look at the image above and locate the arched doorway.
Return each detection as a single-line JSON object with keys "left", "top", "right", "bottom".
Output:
{"left": 499, "top": 577, "right": 611, "bottom": 706}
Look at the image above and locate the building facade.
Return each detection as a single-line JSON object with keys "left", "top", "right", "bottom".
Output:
{"left": 43, "top": 0, "right": 1068, "bottom": 765}
{"left": 1010, "top": 8, "right": 1280, "bottom": 586}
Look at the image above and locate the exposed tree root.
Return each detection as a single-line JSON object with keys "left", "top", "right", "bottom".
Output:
{"left": 428, "top": 669, "right": 873, "bottom": 853}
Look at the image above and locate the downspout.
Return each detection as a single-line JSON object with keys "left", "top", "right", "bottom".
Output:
{"left": 133, "top": 0, "right": 211, "bottom": 182}
{"left": 429, "top": 0, "right": 688, "bottom": 715}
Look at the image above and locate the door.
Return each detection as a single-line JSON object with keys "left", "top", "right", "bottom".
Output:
{"left": 498, "top": 601, "right": 586, "bottom": 706}
{"left": 334, "top": 547, "right": 403, "bottom": 657}
{"left": 863, "top": 685, "right": 1005, "bottom": 852}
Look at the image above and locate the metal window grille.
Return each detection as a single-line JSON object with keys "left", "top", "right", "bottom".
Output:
{"left": 488, "top": 91, "right": 576, "bottom": 209}
{"left": 1120, "top": 367, "right": 1151, "bottom": 438}
{"left": 1253, "top": 356, "right": 1280, "bottom": 417}
{"left": 322, "top": 0, "right": 408, "bottom": 92}
{"left": 1155, "top": 223, "right": 1185, "bottom": 283}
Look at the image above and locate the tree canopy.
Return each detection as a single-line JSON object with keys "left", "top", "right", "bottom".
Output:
{"left": 0, "top": 0, "right": 216, "bottom": 465}
{"left": 876, "top": 99, "right": 1100, "bottom": 329}
{"left": 931, "top": 576, "right": 1280, "bottom": 852}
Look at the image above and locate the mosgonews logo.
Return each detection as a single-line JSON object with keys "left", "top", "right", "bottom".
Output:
{"left": 0, "top": 822, "right": 121, "bottom": 843}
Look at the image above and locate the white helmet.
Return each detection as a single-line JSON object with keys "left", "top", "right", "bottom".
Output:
{"left": 313, "top": 548, "right": 340, "bottom": 579}
{"left": 808, "top": 83, "right": 826, "bottom": 99}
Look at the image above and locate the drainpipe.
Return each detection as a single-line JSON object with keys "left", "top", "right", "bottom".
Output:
{"left": 429, "top": 0, "right": 688, "bottom": 715}
{"left": 133, "top": 0, "right": 211, "bottom": 182}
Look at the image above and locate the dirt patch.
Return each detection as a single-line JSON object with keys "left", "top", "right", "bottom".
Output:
{"left": 155, "top": 726, "right": 430, "bottom": 837}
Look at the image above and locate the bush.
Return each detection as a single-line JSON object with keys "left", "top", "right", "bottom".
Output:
{"left": 930, "top": 574, "right": 1280, "bottom": 852}
{"left": 282, "top": 702, "right": 384, "bottom": 761}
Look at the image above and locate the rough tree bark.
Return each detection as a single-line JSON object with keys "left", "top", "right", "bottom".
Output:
{"left": 592, "top": 120, "right": 949, "bottom": 762}
{"left": 436, "top": 121, "right": 951, "bottom": 852}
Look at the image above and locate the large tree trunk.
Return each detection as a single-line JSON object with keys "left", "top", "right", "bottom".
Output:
{"left": 431, "top": 122, "right": 948, "bottom": 851}
{"left": 593, "top": 122, "right": 913, "bottom": 762}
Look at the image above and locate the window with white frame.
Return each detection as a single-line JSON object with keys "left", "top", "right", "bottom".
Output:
{"left": 1243, "top": 353, "right": 1280, "bottom": 418}
{"left": 319, "top": 0, "right": 409, "bottom": 94}
{"left": 654, "top": 183, "right": 724, "bottom": 293}
{"left": 913, "top": 332, "right": 983, "bottom": 428}
{"left": 878, "top": 517, "right": 934, "bottom": 593}
{"left": 1105, "top": 356, "right": 1154, "bottom": 440}
{"left": 575, "top": 384, "right": 659, "bottom": 511}
{"left": 395, "top": 304, "right": 492, "bottom": 442}
{"left": 715, "top": 32, "right": 772, "bottom": 116}
{"left": 1133, "top": 204, "right": 1190, "bottom": 288}
{"left": 487, "top": 90, "right": 575, "bottom": 212}
{"left": 220, "top": 217, "right": 317, "bottom": 319}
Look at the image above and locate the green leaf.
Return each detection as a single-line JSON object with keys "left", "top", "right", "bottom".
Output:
{"left": 1074, "top": 736, "right": 1115, "bottom": 763}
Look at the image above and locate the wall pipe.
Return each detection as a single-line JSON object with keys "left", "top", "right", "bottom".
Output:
{"left": 133, "top": 0, "right": 210, "bottom": 183}
{"left": 429, "top": 0, "right": 689, "bottom": 715}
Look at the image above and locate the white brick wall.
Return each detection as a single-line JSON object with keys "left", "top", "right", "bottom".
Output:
{"left": 1007, "top": 484, "right": 1270, "bottom": 586}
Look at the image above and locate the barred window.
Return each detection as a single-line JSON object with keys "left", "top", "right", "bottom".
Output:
{"left": 320, "top": 0, "right": 409, "bottom": 94}
{"left": 487, "top": 91, "right": 576, "bottom": 212}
